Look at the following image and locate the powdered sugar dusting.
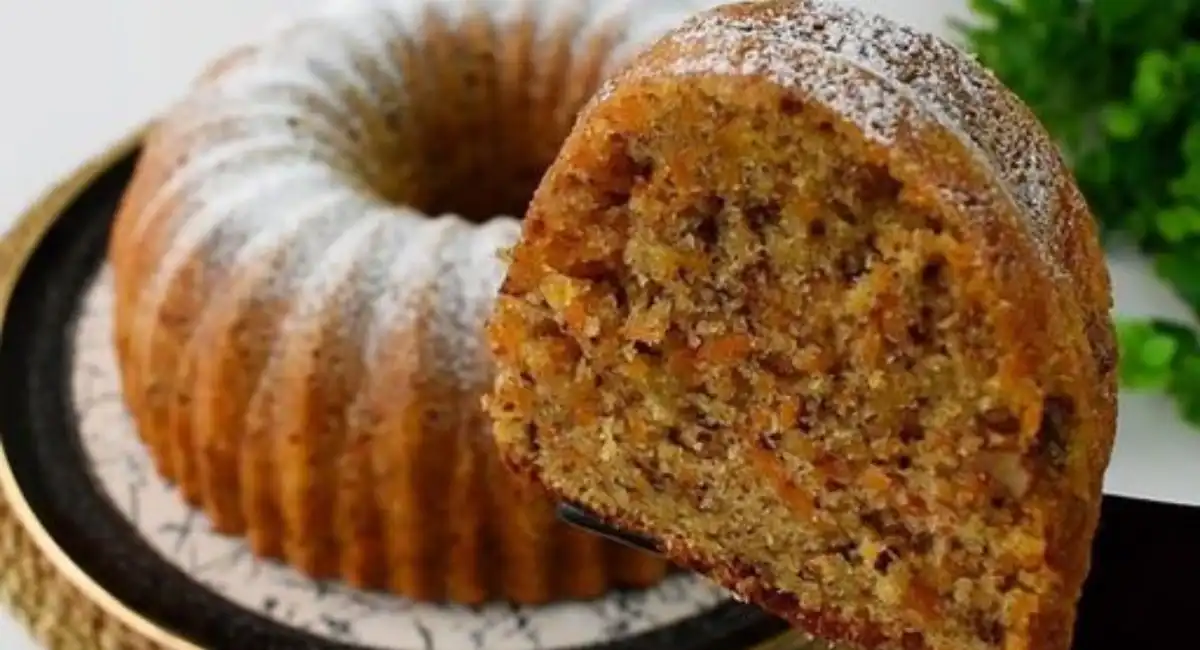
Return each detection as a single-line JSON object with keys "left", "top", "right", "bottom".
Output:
{"left": 594, "top": 0, "right": 1071, "bottom": 279}
{"left": 109, "top": 0, "right": 738, "bottom": 616}
{"left": 122, "top": 0, "right": 718, "bottom": 401}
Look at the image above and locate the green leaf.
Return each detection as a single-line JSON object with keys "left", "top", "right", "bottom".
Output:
{"left": 1118, "top": 321, "right": 1181, "bottom": 389}
{"left": 1102, "top": 104, "right": 1142, "bottom": 140}
{"left": 1132, "top": 51, "right": 1172, "bottom": 107}
{"left": 1168, "top": 173, "right": 1200, "bottom": 203}
{"left": 1155, "top": 206, "right": 1200, "bottom": 243}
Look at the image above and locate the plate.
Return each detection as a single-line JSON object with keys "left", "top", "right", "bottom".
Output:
{"left": 0, "top": 134, "right": 801, "bottom": 650}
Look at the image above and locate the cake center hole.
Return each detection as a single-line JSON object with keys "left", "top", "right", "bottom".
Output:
{"left": 369, "top": 25, "right": 618, "bottom": 223}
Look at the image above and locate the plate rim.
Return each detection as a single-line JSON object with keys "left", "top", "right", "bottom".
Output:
{"left": 0, "top": 124, "right": 203, "bottom": 650}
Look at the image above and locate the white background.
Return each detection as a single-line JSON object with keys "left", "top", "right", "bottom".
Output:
{"left": 0, "top": 0, "right": 1193, "bottom": 648}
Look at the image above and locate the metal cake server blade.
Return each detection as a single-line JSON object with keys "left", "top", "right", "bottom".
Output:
{"left": 556, "top": 502, "right": 664, "bottom": 555}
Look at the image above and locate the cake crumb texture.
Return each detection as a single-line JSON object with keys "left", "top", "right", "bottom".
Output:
{"left": 487, "top": 0, "right": 1117, "bottom": 646}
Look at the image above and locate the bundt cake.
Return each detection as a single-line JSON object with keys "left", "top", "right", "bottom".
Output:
{"left": 486, "top": 0, "right": 1118, "bottom": 647}
{"left": 107, "top": 0, "right": 720, "bottom": 604}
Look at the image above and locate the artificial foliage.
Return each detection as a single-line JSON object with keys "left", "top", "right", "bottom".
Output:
{"left": 960, "top": 0, "right": 1200, "bottom": 427}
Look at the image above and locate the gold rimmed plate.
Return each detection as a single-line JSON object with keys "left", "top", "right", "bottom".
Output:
{"left": 0, "top": 131, "right": 1197, "bottom": 650}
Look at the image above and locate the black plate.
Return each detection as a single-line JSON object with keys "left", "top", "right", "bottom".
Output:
{"left": 0, "top": 146, "right": 1196, "bottom": 650}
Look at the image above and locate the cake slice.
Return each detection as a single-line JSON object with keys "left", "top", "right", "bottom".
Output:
{"left": 485, "top": 1, "right": 1117, "bottom": 649}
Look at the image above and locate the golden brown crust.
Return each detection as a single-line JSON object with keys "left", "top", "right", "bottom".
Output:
{"left": 107, "top": 6, "right": 675, "bottom": 604}
{"left": 488, "top": 0, "right": 1116, "bottom": 647}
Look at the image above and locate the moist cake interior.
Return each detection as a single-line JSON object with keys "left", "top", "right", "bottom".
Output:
{"left": 490, "top": 79, "right": 1077, "bottom": 649}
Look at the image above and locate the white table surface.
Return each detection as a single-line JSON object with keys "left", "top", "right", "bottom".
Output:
{"left": 0, "top": 0, "right": 1191, "bottom": 647}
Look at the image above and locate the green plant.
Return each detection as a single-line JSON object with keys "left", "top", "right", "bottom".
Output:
{"left": 959, "top": 0, "right": 1200, "bottom": 426}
